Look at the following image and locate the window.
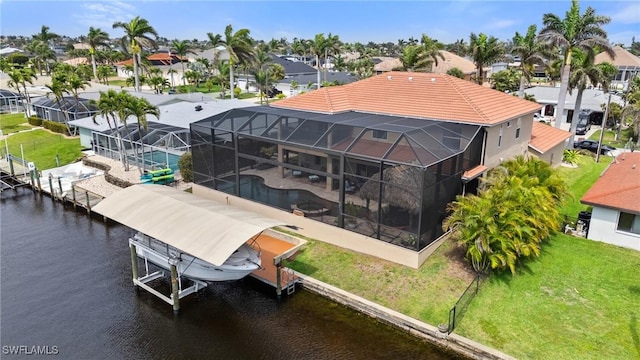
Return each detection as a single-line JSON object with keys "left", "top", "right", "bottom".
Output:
{"left": 516, "top": 118, "right": 521, "bottom": 139}
{"left": 498, "top": 125, "right": 503, "bottom": 147}
{"left": 372, "top": 130, "right": 387, "bottom": 140}
{"left": 617, "top": 212, "right": 640, "bottom": 235}
{"left": 507, "top": 121, "right": 511, "bottom": 128}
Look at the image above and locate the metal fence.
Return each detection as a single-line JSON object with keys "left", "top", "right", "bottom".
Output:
{"left": 447, "top": 274, "right": 482, "bottom": 334}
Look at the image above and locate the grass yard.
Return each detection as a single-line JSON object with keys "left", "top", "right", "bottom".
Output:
{"left": 286, "top": 231, "right": 475, "bottom": 327}
{"left": 0, "top": 113, "right": 31, "bottom": 134}
{"left": 455, "top": 234, "right": 640, "bottom": 359}
{"left": 589, "top": 128, "right": 634, "bottom": 149}
{"left": 2, "top": 129, "right": 82, "bottom": 170}
{"left": 556, "top": 154, "right": 610, "bottom": 219}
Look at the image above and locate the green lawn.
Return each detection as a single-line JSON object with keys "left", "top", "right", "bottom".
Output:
{"left": 589, "top": 128, "right": 634, "bottom": 149}
{"left": 556, "top": 154, "right": 610, "bottom": 220}
{"left": 456, "top": 234, "right": 640, "bottom": 359}
{"left": 2, "top": 129, "right": 82, "bottom": 170}
{"left": 0, "top": 113, "right": 31, "bottom": 134}
{"left": 286, "top": 230, "right": 475, "bottom": 327}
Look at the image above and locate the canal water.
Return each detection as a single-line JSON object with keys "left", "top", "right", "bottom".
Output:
{"left": 1, "top": 189, "right": 463, "bottom": 359}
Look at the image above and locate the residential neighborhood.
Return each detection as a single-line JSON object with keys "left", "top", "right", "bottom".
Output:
{"left": 1, "top": 1, "right": 640, "bottom": 359}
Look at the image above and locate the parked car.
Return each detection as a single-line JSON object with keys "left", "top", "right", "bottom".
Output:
{"left": 573, "top": 140, "right": 616, "bottom": 155}
{"left": 575, "top": 117, "right": 591, "bottom": 135}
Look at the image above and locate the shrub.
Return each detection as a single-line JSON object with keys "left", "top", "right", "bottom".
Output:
{"left": 178, "top": 152, "right": 193, "bottom": 183}
{"left": 28, "top": 116, "right": 43, "bottom": 126}
{"left": 234, "top": 87, "right": 242, "bottom": 97}
{"left": 563, "top": 149, "right": 579, "bottom": 165}
{"left": 276, "top": 93, "right": 286, "bottom": 100}
{"left": 42, "top": 120, "right": 69, "bottom": 135}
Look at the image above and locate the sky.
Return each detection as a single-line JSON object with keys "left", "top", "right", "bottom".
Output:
{"left": 0, "top": 0, "right": 638, "bottom": 46}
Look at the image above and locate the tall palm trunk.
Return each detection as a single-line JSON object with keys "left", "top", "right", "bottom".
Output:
{"left": 91, "top": 53, "right": 98, "bottom": 82}
{"left": 180, "top": 59, "right": 186, "bottom": 86}
{"left": 229, "top": 60, "right": 235, "bottom": 99}
{"left": 567, "top": 87, "right": 585, "bottom": 147}
{"left": 518, "top": 75, "right": 526, "bottom": 98}
{"left": 555, "top": 51, "right": 573, "bottom": 128}
{"left": 133, "top": 54, "right": 140, "bottom": 92}
{"left": 316, "top": 54, "right": 321, "bottom": 89}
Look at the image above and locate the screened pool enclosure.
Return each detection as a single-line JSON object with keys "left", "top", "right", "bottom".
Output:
{"left": 0, "top": 89, "right": 22, "bottom": 113}
{"left": 191, "top": 106, "right": 484, "bottom": 251}
{"left": 93, "top": 122, "right": 190, "bottom": 172}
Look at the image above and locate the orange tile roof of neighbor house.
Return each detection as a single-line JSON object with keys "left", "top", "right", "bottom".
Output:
{"left": 529, "top": 122, "right": 571, "bottom": 153}
{"left": 581, "top": 152, "right": 640, "bottom": 213}
{"left": 272, "top": 72, "right": 541, "bottom": 125}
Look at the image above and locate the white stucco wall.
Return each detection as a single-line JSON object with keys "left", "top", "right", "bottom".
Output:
{"left": 587, "top": 206, "right": 640, "bottom": 251}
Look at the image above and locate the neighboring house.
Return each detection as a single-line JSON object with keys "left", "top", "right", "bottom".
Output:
{"left": 373, "top": 51, "right": 476, "bottom": 81}
{"left": 0, "top": 47, "right": 25, "bottom": 56}
{"left": 31, "top": 95, "right": 98, "bottom": 123}
{"left": 528, "top": 121, "right": 572, "bottom": 167}
{"left": 114, "top": 52, "right": 189, "bottom": 87}
{"left": 0, "top": 89, "right": 23, "bottom": 113}
{"left": 524, "top": 86, "right": 624, "bottom": 124}
{"left": 69, "top": 98, "right": 253, "bottom": 171}
{"left": 236, "top": 54, "right": 357, "bottom": 96}
{"left": 581, "top": 152, "right": 640, "bottom": 251}
{"left": 188, "top": 71, "right": 541, "bottom": 268}
{"left": 63, "top": 57, "right": 89, "bottom": 66}
{"left": 594, "top": 45, "right": 640, "bottom": 91}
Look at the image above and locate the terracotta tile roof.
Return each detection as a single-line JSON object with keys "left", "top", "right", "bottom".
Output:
{"left": 529, "top": 121, "right": 571, "bottom": 153}
{"left": 581, "top": 152, "right": 640, "bottom": 213}
{"left": 595, "top": 46, "right": 640, "bottom": 67}
{"left": 115, "top": 53, "right": 186, "bottom": 66}
{"left": 462, "top": 165, "right": 488, "bottom": 181}
{"left": 272, "top": 72, "right": 541, "bottom": 125}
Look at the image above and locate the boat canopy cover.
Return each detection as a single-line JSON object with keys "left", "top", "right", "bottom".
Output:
{"left": 93, "top": 184, "right": 285, "bottom": 266}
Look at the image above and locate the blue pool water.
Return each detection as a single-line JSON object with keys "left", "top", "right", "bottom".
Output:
{"left": 219, "top": 175, "right": 339, "bottom": 216}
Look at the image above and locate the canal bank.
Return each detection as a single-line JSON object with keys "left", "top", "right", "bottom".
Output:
{"left": 1, "top": 155, "right": 514, "bottom": 359}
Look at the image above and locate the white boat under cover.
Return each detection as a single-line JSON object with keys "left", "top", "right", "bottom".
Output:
{"left": 92, "top": 184, "right": 285, "bottom": 267}
{"left": 130, "top": 232, "right": 261, "bottom": 282}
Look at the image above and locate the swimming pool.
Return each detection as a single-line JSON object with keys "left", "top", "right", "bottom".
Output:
{"left": 218, "top": 175, "right": 339, "bottom": 216}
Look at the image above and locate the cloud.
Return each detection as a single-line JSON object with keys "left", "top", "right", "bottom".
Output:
{"left": 484, "top": 19, "right": 518, "bottom": 30}
{"left": 72, "top": 1, "right": 138, "bottom": 32}
{"left": 607, "top": 3, "right": 640, "bottom": 24}
{"left": 607, "top": 30, "right": 640, "bottom": 46}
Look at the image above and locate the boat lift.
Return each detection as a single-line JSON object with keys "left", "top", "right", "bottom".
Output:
{"left": 129, "top": 237, "right": 208, "bottom": 313}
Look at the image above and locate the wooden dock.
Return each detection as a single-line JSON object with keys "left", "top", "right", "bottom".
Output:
{"left": 250, "top": 232, "right": 305, "bottom": 296}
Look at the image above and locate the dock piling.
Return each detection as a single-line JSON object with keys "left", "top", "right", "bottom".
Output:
{"left": 130, "top": 243, "right": 139, "bottom": 284}
{"left": 170, "top": 261, "right": 180, "bottom": 314}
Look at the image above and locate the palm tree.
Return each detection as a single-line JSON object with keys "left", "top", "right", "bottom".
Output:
{"left": 87, "top": 27, "right": 110, "bottom": 82}
{"left": 400, "top": 44, "right": 427, "bottom": 71}
{"left": 44, "top": 77, "right": 72, "bottom": 132}
{"left": 121, "top": 95, "right": 160, "bottom": 175}
{"left": 166, "top": 68, "right": 178, "bottom": 88}
{"left": 512, "top": 25, "right": 549, "bottom": 98}
{"left": 443, "top": 156, "right": 565, "bottom": 274}
{"left": 309, "top": 33, "right": 328, "bottom": 89}
{"left": 96, "top": 65, "right": 114, "bottom": 85}
{"left": 171, "top": 40, "right": 196, "bottom": 86}
{"left": 91, "top": 90, "right": 128, "bottom": 170}
{"left": 469, "top": 33, "right": 504, "bottom": 85}
{"left": 32, "top": 25, "right": 59, "bottom": 44}
{"left": 113, "top": 16, "right": 158, "bottom": 92}
{"left": 566, "top": 49, "right": 617, "bottom": 145}
{"left": 7, "top": 67, "right": 37, "bottom": 117}
{"left": 420, "top": 34, "right": 445, "bottom": 72}
{"left": 538, "top": 0, "right": 614, "bottom": 128}
{"left": 213, "top": 61, "right": 230, "bottom": 98}
{"left": 210, "top": 25, "right": 255, "bottom": 99}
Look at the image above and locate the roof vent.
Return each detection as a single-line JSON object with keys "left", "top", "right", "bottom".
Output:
{"left": 387, "top": 75, "right": 392, "bottom": 80}
{"left": 431, "top": 78, "right": 436, "bottom": 82}
{"left": 408, "top": 77, "right": 413, "bottom": 82}
{"left": 195, "top": 105, "right": 203, "bottom": 112}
